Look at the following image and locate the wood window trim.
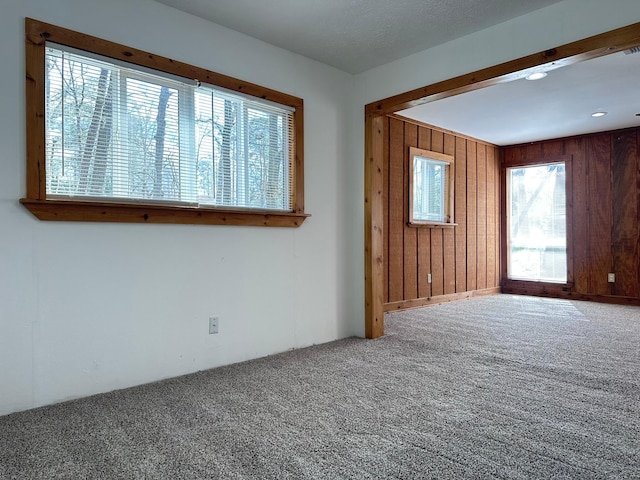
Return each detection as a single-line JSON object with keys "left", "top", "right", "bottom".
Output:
{"left": 408, "top": 147, "right": 455, "bottom": 227}
{"left": 501, "top": 154, "right": 573, "bottom": 289}
{"left": 22, "top": 18, "right": 309, "bottom": 227}
{"left": 407, "top": 222, "right": 458, "bottom": 228}
{"left": 364, "top": 21, "right": 640, "bottom": 338}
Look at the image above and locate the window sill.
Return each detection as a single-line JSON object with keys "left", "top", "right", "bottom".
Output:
{"left": 407, "top": 221, "right": 457, "bottom": 228}
{"left": 20, "top": 199, "right": 310, "bottom": 227}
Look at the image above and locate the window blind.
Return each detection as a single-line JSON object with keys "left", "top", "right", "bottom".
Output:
{"left": 45, "top": 44, "right": 294, "bottom": 211}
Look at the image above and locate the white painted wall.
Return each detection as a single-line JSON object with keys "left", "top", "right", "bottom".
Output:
{"left": 345, "top": 0, "right": 640, "bottom": 337}
{"left": 0, "top": 0, "right": 354, "bottom": 415}
{"left": 3, "top": 0, "right": 640, "bottom": 416}
{"left": 355, "top": 0, "right": 640, "bottom": 106}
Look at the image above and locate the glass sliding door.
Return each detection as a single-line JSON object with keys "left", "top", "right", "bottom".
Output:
{"left": 507, "top": 162, "right": 567, "bottom": 283}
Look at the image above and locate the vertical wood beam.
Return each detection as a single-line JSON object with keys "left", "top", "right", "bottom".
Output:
{"left": 293, "top": 106, "right": 305, "bottom": 214}
{"left": 25, "top": 19, "right": 46, "bottom": 199}
{"left": 388, "top": 118, "right": 404, "bottom": 303}
{"left": 365, "top": 115, "right": 386, "bottom": 338}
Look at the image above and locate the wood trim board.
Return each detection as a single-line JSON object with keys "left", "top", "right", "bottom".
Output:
{"left": 364, "top": 21, "right": 640, "bottom": 338}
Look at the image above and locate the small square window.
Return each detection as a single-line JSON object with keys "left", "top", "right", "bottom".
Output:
{"left": 408, "top": 147, "right": 455, "bottom": 226}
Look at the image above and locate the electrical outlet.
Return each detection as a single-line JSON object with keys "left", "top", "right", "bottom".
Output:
{"left": 608, "top": 273, "right": 615, "bottom": 283}
{"left": 427, "top": 273, "right": 432, "bottom": 284}
{"left": 209, "top": 316, "right": 219, "bottom": 334}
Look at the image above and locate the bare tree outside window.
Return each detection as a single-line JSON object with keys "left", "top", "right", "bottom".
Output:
{"left": 25, "top": 19, "right": 307, "bottom": 227}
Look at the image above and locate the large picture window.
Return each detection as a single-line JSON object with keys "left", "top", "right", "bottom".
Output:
{"left": 22, "top": 19, "right": 307, "bottom": 227}
{"left": 507, "top": 162, "right": 567, "bottom": 282}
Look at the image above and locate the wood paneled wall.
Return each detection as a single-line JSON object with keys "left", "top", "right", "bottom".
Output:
{"left": 502, "top": 128, "right": 640, "bottom": 302}
{"left": 383, "top": 116, "right": 501, "bottom": 310}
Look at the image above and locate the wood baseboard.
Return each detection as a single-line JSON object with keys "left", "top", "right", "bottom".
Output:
{"left": 501, "top": 285, "right": 640, "bottom": 307}
{"left": 384, "top": 287, "right": 501, "bottom": 312}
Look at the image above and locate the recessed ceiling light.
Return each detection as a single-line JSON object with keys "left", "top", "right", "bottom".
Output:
{"left": 591, "top": 111, "right": 607, "bottom": 118}
{"left": 525, "top": 72, "right": 547, "bottom": 81}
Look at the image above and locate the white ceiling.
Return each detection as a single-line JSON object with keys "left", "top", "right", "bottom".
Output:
{"left": 154, "top": 0, "right": 640, "bottom": 145}
{"left": 153, "top": 0, "right": 563, "bottom": 73}
{"left": 399, "top": 49, "right": 640, "bottom": 145}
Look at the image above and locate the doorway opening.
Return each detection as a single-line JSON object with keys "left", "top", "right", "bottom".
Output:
{"left": 364, "top": 22, "right": 640, "bottom": 338}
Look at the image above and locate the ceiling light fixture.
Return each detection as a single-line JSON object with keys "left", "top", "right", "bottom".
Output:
{"left": 591, "top": 111, "right": 607, "bottom": 118}
{"left": 525, "top": 72, "right": 547, "bottom": 81}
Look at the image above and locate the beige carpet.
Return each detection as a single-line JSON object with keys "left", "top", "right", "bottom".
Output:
{"left": 1, "top": 295, "right": 639, "bottom": 479}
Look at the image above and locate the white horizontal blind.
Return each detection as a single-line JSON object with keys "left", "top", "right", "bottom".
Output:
{"left": 44, "top": 44, "right": 294, "bottom": 211}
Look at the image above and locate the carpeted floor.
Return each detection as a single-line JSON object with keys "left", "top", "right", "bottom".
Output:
{"left": 1, "top": 295, "right": 639, "bottom": 479}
